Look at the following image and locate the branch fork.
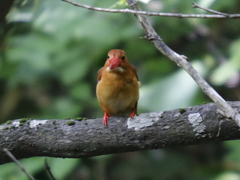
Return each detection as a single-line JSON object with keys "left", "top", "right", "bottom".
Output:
{"left": 62, "top": 0, "right": 240, "bottom": 127}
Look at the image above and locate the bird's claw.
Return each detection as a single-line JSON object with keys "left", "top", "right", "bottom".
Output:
{"left": 103, "top": 113, "right": 109, "bottom": 126}
{"left": 129, "top": 110, "right": 136, "bottom": 118}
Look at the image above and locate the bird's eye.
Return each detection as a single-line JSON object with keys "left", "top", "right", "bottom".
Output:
{"left": 121, "top": 56, "right": 125, "bottom": 60}
{"left": 107, "top": 56, "right": 110, "bottom": 59}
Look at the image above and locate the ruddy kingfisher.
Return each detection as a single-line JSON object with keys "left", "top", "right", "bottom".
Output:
{"left": 96, "top": 49, "right": 140, "bottom": 125}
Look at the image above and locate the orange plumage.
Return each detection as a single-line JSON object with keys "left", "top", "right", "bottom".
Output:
{"left": 96, "top": 49, "right": 140, "bottom": 125}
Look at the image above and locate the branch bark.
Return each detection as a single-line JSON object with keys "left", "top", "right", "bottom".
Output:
{"left": 1, "top": 102, "right": 240, "bottom": 165}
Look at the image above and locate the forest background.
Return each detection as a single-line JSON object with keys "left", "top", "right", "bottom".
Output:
{"left": 1, "top": 0, "right": 240, "bottom": 179}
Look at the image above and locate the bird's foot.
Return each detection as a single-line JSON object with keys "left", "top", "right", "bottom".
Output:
{"left": 129, "top": 109, "right": 136, "bottom": 118}
{"left": 103, "top": 113, "right": 109, "bottom": 126}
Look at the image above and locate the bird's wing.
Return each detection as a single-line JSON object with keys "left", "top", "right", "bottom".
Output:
{"left": 131, "top": 66, "right": 139, "bottom": 81}
{"left": 97, "top": 67, "right": 104, "bottom": 82}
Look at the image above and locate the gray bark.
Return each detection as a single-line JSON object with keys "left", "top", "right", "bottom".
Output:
{"left": 0, "top": 101, "right": 240, "bottom": 165}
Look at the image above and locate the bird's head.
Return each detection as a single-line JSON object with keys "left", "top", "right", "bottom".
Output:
{"left": 106, "top": 49, "right": 128, "bottom": 71}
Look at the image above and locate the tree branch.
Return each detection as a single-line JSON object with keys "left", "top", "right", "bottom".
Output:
{"left": 44, "top": 158, "right": 57, "bottom": 180}
{"left": 1, "top": 102, "right": 240, "bottom": 165}
{"left": 192, "top": 2, "right": 229, "bottom": 16}
{"left": 61, "top": 0, "right": 240, "bottom": 125}
{"left": 124, "top": 0, "right": 240, "bottom": 126}
{"left": 62, "top": 0, "right": 240, "bottom": 18}
{"left": 3, "top": 148, "right": 35, "bottom": 180}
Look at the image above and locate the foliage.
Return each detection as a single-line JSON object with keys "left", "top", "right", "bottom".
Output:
{"left": 1, "top": 0, "right": 240, "bottom": 179}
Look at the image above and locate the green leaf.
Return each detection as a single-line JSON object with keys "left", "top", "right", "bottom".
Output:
{"left": 210, "top": 38, "right": 240, "bottom": 85}
{"left": 224, "top": 140, "right": 240, "bottom": 167}
{"left": 139, "top": 61, "right": 207, "bottom": 111}
{"left": 47, "top": 158, "right": 79, "bottom": 180}
{"left": 210, "top": 62, "right": 237, "bottom": 85}
{"left": 0, "top": 157, "right": 44, "bottom": 180}
{"left": 214, "top": 172, "right": 240, "bottom": 180}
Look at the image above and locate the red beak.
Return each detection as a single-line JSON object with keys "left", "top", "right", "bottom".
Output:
{"left": 109, "top": 56, "right": 122, "bottom": 69}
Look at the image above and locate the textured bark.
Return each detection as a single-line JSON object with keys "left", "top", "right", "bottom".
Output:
{"left": 0, "top": 102, "right": 240, "bottom": 165}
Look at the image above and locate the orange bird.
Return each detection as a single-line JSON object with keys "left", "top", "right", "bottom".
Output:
{"left": 96, "top": 49, "right": 140, "bottom": 126}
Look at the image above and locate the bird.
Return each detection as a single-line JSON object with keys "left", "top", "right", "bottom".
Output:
{"left": 96, "top": 49, "right": 140, "bottom": 126}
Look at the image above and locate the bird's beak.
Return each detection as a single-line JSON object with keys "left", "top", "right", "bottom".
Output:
{"left": 109, "top": 56, "right": 122, "bottom": 69}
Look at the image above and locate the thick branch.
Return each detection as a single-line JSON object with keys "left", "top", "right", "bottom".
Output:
{"left": 62, "top": 0, "right": 240, "bottom": 18}
{"left": 1, "top": 102, "right": 240, "bottom": 165}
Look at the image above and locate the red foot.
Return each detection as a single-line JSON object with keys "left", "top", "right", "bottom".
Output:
{"left": 129, "top": 109, "right": 136, "bottom": 118}
{"left": 103, "top": 112, "right": 109, "bottom": 126}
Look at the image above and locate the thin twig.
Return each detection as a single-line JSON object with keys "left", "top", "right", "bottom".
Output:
{"left": 62, "top": 0, "right": 240, "bottom": 19}
{"left": 125, "top": 0, "right": 240, "bottom": 126}
{"left": 205, "top": 40, "right": 227, "bottom": 64}
{"left": 44, "top": 158, "right": 57, "bottom": 180}
{"left": 192, "top": 2, "right": 229, "bottom": 16}
{"left": 3, "top": 148, "right": 36, "bottom": 180}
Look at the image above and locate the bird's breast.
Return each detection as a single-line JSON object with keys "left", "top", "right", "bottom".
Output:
{"left": 96, "top": 70, "right": 139, "bottom": 115}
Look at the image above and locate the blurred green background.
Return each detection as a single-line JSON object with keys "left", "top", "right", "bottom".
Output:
{"left": 1, "top": 0, "right": 240, "bottom": 179}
